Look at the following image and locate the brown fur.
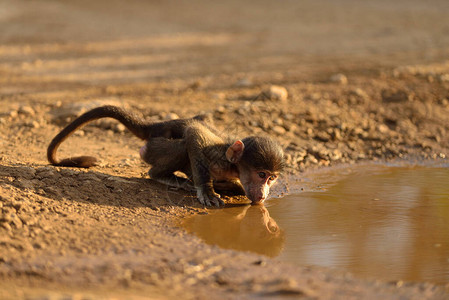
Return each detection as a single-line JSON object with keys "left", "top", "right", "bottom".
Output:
{"left": 47, "top": 105, "right": 285, "bottom": 206}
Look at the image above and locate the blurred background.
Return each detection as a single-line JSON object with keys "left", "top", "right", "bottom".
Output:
{"left": 2, "top": 0, "right": 449, "bottom": 89}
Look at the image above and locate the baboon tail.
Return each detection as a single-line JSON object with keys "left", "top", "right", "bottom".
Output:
{"left": 47, "top": 105, "right": 152, "bottom": 167}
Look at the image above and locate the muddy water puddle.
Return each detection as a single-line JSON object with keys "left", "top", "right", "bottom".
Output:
{"left": 182, "top": 163, "right": 449, "bottom": 284}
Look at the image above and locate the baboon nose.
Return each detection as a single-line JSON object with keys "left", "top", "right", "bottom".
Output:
{"left": 252, "top": 196, "right": 265, "bottom": 204}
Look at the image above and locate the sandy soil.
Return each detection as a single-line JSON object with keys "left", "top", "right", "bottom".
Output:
{"left": 1, "top": 0, "right": 449, "bottom": 299}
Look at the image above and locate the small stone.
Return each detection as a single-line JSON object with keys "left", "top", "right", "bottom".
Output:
{"left": 331, "top": 128, "right": 342, "bottom": 141}
{"left": 284, "top": 123, "right": 297, "bottom": 132}
{"left": 273, "top": 118, "right": 283, "bottom": 126}
{"left": 330, "top": 73, "right": 348, "bottom": 85}
{"left": 329, "top": 149, "right": 342, "bottom": 161}
{"left": 350, "top": 88, "right": 369, "bottom": 102}
{"left": 165, "top": 113, "right": 179, "bottom": 120}
{"left": 265, "top": 85, "right": 288, "bottom": 101}
{"left": 314, "top": 132, "right": 330, "bottom": 142}
{"left": 305, "top": 155, "right": 318, "bottom": 164}
{"left": 378, "top": 124, "right": 389, "bottom": 134}
{"left": 9, "top": 111, "right": 18, "bottom": 118}
{"left": 121, "top": 158, "right": 133, "bottom": 167}
{"left": 74, "top": 129, "right": 85, "bottom": 136}
{"left": 26, "top": 121, "right": 40, "bottom": 128}
{"left": 18, "top": 106, "right": 35, "bottom": 116}
{"left": 215, "top": 105, "right": 226, "bottom": 113}
{"left": 115, "top": 123, "right": 126, "bottom": 133}
{"left": 272, "top": 126, "right": 286, "bottom": 135}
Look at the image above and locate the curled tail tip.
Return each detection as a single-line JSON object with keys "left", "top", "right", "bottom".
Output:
{"left": 51, "top": 156, "right": 97, "bottom": 168}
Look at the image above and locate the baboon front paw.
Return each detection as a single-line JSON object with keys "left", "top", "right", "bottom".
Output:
{"left": 196, "top": 189, "right": 224, "bottom": 207}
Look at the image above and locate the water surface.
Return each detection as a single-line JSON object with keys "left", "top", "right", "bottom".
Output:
{"left": 182, "top": 164, "right": 449, "bottom": 284}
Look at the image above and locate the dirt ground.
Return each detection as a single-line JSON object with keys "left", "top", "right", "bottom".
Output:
{"left": 1, "top": 0, "right": 449, "bottom": 299}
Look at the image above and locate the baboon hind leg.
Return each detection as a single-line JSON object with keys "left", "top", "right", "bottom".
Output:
{"left": 141, "top": 137, "right": 194, "bottom": 191}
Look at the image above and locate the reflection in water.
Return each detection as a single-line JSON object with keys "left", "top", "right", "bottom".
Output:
{"left": 184, "top": 164, "right": 449, "bottom": 284}
{"left": 182, "top": 205, "right": 285, "bottom": 257}
{"left": 268, "top": 164, "right": 449, "bottom": 284}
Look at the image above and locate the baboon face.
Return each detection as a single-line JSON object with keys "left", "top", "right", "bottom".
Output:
{"left": 239, "top": 168, "right": 279, "bottom": 203}
{"left": 226, "top": 136, "right": 284, "bottom": 203}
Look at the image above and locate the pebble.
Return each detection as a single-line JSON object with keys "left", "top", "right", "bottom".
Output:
{"left": 350, "top": 88, "right": 369, "bottom": 100}
{"left": 330, "top": 73, "right": 348, "bottom": 85}
{"left": 284, "top": 123, "right": 297, "bottom": 132}
{"left": 273, "top": 118, "right": 283, "bottom": 126}
{"left": 265, "top": 85, "right": 288, "bottom": 101}
{"left": 115, "top": 123, "right": 126, "bottom": 133}
{"left": 215, "top": 105, "right": 226, "bottom": 113}
{"left": 331, "top": 128, "right": 342, "bottom": 141}
{"left": 25, "top": 121, "right": 40, "bottom": 128}
{"left": 314, "top": 132, "right": 330, "bottom": 142}
{"left": 272, "top": 126, "right": 286, "bottom": 135}
{"left": 377, "top": 124, "right": 389, "bottom": 134}
{"left": 165, "top": 113, "right": 179, "bottom": 120}
{"left": 9, "top": 110, "right": 18, "bottom": 118}
{"left": 18, "top": 106, "right": 35, "bottom": 116}
{"left": 121, "top": 158, "right": 133, "bottom": 167}
{"left": 329, "top": 149, "right": 342, "bottom": 161}
{"left": 304, "top": 155, "right": 318, "bottom": 164}
{"left": 74, "top": 129, "right": 85, "bottom": 136}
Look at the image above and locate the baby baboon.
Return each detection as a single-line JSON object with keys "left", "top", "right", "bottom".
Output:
{"left": 48, "top": 105, "right": 285, "bottom": 206}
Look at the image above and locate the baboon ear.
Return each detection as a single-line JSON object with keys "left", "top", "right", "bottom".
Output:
{"left": 226, "top": 140, "right": 245, "bottom": 163}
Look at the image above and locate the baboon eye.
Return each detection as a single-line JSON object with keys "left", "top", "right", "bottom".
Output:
{"left": 258, "top": 172, "right": 266, "bottom": 179}
{"left": 269, "top": 175, "right": 277, "bottom": 181}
